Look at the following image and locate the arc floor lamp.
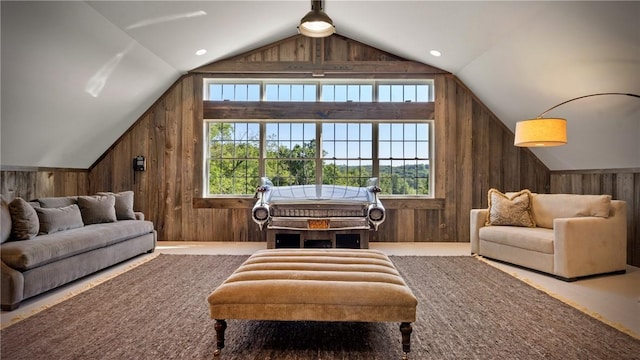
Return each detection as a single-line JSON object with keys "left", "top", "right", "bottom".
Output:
{"left": 514, "top": 92, "right": 640, "bottom": 147}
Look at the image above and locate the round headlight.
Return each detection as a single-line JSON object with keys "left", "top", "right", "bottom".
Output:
{"left": 253, "top": 207, "right": 269, "bottom": 221}
{"left": 368, "top": 207, "right": 385, "bottom": 222}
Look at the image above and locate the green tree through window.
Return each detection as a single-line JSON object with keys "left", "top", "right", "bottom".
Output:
{"left": 207, "top": 122, "right": 260, "bottom": 194}
{"left": 206, "top": 121, "right": 431, "bottom": 196}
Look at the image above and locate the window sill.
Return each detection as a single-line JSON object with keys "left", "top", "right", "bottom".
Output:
{"left": 379, "top": 197, "right": 444, "bottom": 210}
{"left": 193, "top": 197, "right": 444, "bottom": 210}
{"left": 193, "top": 197, "right": 256, "bottom": 209}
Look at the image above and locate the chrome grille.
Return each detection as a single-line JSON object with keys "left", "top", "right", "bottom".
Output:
{"left": 271, "top": 207, "right": 366, "bottom": 218}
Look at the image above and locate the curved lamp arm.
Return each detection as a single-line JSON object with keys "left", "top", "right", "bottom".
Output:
{"left": 536, "top": 92, "right": 640, "bottom": 119}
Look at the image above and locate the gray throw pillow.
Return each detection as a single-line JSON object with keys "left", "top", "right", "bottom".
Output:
{"left": 97, "top": 191, "right": 135, "bottom": 220}
{"left": 35, "top": 204, "right": 84, "bottom": 234}
{"left": 77, "top": 195, "right": 117, "bottom": 224}
{"left": 1, "top": 197, "right": 12, "bottom": 243}
{"left": 8, "top": 197, "right": 40, "bottom": 240}
{"left": 36, "top": 196, "right": 77, "bottom": 208}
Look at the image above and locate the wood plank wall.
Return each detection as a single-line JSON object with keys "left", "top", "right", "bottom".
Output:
{"left": 0, "top": 72, "right": 548, "bottom": 244}
{"left": 551, "top": 169, "right": 640, "bottom": 266}
{"left": 434, "top": 75, "right": 551, "bottom": 243}
{"left": 2, "top": 34, "right": 637, "bottom": 265}
{"left": 1, "top": 169, "right": 88, "bottom": 201}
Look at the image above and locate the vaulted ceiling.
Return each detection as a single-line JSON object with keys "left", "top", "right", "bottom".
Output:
{"left": 1, "top": 1, "right": 638, "bottom": 170}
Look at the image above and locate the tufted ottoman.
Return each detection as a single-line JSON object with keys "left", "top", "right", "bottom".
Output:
{"left": 207, "top": 248, "right": 418, "bottom": 359}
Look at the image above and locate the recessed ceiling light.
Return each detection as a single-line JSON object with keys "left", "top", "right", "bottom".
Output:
{"left": 430, "top": 50, "right": 441, "bottom": 57}
{"left": 195, "top": 49, "right": 207, "bottom": 56}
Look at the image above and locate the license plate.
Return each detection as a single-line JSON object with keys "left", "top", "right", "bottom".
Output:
{"left": 308, "top": 219, "right": 330, "bottom": 229}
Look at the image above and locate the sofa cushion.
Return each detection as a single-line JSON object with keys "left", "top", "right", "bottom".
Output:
{"left": 8, "top": 197, "right": 40, "bottom": 240}
{"left": 36, "top": 196, "right": 77, "bottom": 208}
{"left": 97, "top": 191, "right": 135, "bottom": 220}
{"left": 479, "top": 226, "right": 554, "bottom": 254}
{"left": 77, "top": 195, "right": 117, "bottom": 225}
{"left": 35, "top": 204, "right": 84, "bottom": 234}
{"left": 486, "top": 189, "right": 535, "bottom": 227}
{"left": 1, "top": 198, "right": 11, "bottom": 244}
{"left": 0, "top": 220, "right": 155, "bottom": 271}
{"left": 531, "top": 194, "right": 612, "bottom": 229}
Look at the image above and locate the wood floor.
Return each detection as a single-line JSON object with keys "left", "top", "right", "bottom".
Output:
{"left": 2, "top": 242, "right": 638, "bottom": 340}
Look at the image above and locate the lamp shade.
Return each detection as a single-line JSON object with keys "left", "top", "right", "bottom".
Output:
{"left": 298, "top": 1, "right": 335, "bottom": 38}
{"left": 514, "top": 118, "right": 567, "bottom": 147}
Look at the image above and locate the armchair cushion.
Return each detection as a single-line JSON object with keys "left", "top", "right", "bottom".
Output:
{"left": 479, "top": 226, "right": 554, "bottom": 254}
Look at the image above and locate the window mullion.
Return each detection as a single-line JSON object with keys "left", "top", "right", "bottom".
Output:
{"left": 316, "top": 120, "right": 323, "bottom": 184}
{"left": 259, "top": 122, "right": 266, "bottom": 178}
{"left": 373, "top": 122, "right": 379, "bottom": 179}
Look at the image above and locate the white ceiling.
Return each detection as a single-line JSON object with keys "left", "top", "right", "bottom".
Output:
{"left": 1, "top": 1, "right": 639, "bottom": 170}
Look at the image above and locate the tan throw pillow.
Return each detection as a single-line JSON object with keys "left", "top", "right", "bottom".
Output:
{"left": 77, "top": 195, "right": 117, "bottom": 225}
{"left": 97, "top": 191, "right": 135, "bottom": 220}
{"left": 486, "top": 189, "right": 536, "bottom": 227}
{"left": 35, "top": 204, "right": 84, "bottom": 234}
{"left": 8, "top": 197, "right": 40, "bottom": 240}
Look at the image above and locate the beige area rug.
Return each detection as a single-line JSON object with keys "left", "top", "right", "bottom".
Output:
{"left": 1, "top": 255, "right": 639, "bottom": 359}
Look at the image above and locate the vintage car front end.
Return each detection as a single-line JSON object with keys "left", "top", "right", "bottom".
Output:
{"left": 252, "top": 177, "right": 385, "bottom": 232}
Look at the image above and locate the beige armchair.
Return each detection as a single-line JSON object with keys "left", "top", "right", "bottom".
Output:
{"left": 470, "top": 192, "right": 627, "bottom": 281}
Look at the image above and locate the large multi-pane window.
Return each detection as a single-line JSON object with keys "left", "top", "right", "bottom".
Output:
{"left": 204, "top": 79, "right": 434, "bottom": 197}
{"left": 206, "top": 120, "right": 432, "bottom": 196}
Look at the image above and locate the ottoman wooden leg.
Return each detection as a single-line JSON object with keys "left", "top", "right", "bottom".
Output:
{"left": 213, "top": 319, "right": 227, "bottom": 357}
{"left": 400, "top": 322, "right": 412, "bottom": 359}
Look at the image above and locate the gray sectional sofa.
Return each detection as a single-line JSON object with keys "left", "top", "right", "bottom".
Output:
{"left": 1, "top": 192, "right": 156, "bottom": 310}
